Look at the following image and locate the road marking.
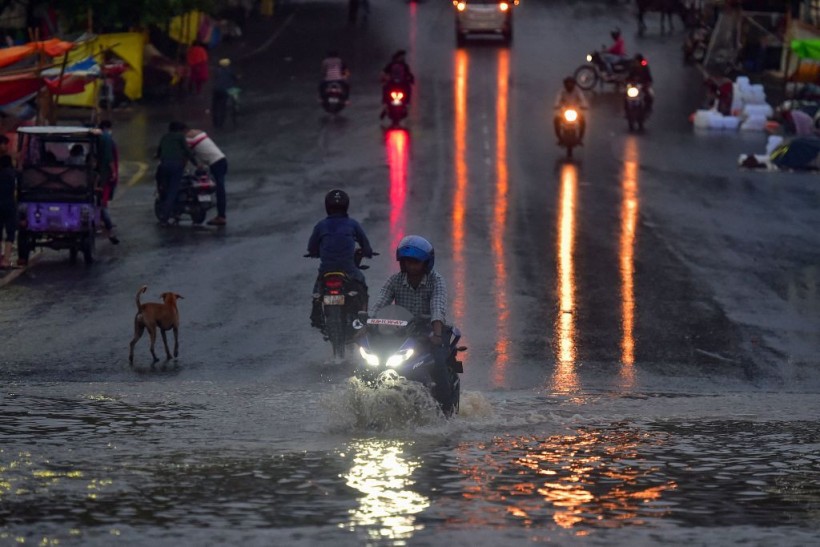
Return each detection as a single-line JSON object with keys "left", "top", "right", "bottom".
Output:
{"left": 126, "top": 161, "right": 149, "bottom": 187}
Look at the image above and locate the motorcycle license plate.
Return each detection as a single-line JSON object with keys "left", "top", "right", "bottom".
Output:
{"left": 197, "top": 194, "right": 212, "bottom": 202}
{"left": 323, "top": 294, "right": 345, "bottom": 305}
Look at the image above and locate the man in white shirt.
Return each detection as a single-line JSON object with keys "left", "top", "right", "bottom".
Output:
{"left": 185, "top": 128, "right": 228, "bottom": 226}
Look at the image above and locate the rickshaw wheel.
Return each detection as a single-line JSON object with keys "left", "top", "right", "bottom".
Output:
{"left": 81, "top": 232, "right": 95, "bottom": 265}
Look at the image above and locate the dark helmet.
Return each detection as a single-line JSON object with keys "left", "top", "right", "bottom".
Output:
{"left": 392, "top": 49, "right": 407, "bottom": 61}
{"left": 324, "top": 188, "right": 349, "bottom": 215}
{"left": 396, "top": 235, "right": 435, "bottom": 273}
{"left": 610, "top": 27, "right": 621, "bottom": 41}
{"left": 169, "top": 120, "right": 187, "bottom": 132}
{"left": 563, "top": 76, "right": 576, "bottom": 91}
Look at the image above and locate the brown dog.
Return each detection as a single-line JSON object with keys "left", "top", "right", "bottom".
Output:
{"left": 128, "top": 285, "right": 183, "bottom": 365}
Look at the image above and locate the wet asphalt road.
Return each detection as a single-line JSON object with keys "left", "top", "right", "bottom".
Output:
{"left": 2, "top": 0, "right": 817, "bottom": 389}
{"left": 2, "top": 1, "right": 820, "bottom": 545}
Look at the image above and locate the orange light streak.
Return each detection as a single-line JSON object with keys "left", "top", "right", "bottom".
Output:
{"left": 492, "top": 48, "right": 510, "bottom": 385}
{"left": 552, "top": 164, "right": 578, "bottom": 392}
{"left": 453, "top": 49, "right": 468, "bottom": 327}
{"left": 620, "top": 138, "right": 639, "bottom": 383}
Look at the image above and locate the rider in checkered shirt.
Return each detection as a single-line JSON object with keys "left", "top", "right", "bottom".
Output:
{"left": 370, "top": 235, "right": 448, "bottom": 347}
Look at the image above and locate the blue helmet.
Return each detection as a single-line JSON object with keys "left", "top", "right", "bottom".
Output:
{"left": 396, "top": 235, "right": 435, "bottom": 273}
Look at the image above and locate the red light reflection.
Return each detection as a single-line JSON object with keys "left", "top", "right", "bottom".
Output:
{"left": 386, "top": 129, "right": 409, "bottom": 251}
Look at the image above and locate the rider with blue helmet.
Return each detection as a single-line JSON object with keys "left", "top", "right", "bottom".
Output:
{"left": 370, "top": 235, "right": 448, "bottom": 346}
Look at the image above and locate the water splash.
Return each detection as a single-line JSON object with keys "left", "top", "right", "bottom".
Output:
{"left": 321, "top": 371, "right": 444, "bottom": 432}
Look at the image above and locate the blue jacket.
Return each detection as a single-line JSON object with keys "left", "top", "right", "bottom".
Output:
{"left": 307, "top": 214, "right": 373, "bottom": 281}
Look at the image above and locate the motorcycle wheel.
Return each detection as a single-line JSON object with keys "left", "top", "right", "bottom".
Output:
{"left": 189, "top": 203, "right": 207, "bottom": 225}
{"left": 324, "top": 305, "right": 346, "bottom": 359}
{"left": 573, "top": 65, "right": 598, "bottom": 91}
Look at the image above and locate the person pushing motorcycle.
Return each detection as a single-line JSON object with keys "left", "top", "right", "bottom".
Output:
{"left": 554, "top": 77, "right": 589, "bottom": 145}
{"left": 307, "top": 189, "right": 373, "bottom": 329}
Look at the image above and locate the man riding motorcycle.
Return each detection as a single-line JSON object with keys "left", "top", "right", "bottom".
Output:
{"left": 370, "top": 235, "right": 450, "bottom": 400}
{"left": 602, "top": 27, "right": 627, "bottom": 75}
{"left": 625, "top": 53, "right": 654, "bottom": 113}
{"left": 307, "top": 189, "right": 374, "bottom": 328}
{"left": 554, "top": 77, "right": 589, "bottom": 145}
{"left": 380, "top": 49, "right": 415, "bottom": 120}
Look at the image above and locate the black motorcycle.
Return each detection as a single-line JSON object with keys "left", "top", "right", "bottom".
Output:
{"left": 624, "top": 83, "right": 649, "bottom": 132}
{"left": 320, "top": 80, "right": 348, "bottom": 114}
{"left": 306, "top": 250, "right": 377, "bottom": 360}
{"left": 557, "top": 105, "right": 584, "bottom": 159}
{"left": 154, "top": 166, "right": 217, "bottom": 225}
{"left": 573, "top": 50, "right": 631, "bottom": 91}
{"left": 355, "top": 305, "right": 466, "bottom": 417}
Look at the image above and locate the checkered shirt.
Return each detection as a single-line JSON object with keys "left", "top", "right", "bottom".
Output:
{"left": 371, "top": 270, "right": 447, "bottom": 324}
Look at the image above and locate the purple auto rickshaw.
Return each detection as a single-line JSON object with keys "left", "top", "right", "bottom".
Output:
{"left": 16, "top": 126, "right": 102, "bottom": 265}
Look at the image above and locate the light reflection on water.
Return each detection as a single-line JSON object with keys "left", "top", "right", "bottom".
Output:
{"left": 1, "top": 392, "right": 819, "bottom": 544}
{"left": 341, "top": 439, "right": 429, "bottom": 544}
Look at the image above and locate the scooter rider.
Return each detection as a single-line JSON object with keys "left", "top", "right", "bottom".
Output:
{"left": 380, "top": 49, "right": 415, "bottom": 119}
{"left": 307, "top": 189, "right": 373, "bottom": 329}
{"left": 626, "top": 53, "right": 654, "bottom": 113}
{"left": 319, "top": 49, "right": 350, "bottom": 102}
{"left": 554, "top": 77, "right": 589, "bottom": 145}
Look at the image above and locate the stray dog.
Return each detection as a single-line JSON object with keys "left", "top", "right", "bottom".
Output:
{"left": 129, "top": 285, "right": 183, "bottom": 365}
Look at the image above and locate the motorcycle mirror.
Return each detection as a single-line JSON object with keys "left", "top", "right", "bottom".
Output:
{"left": 457, "top": 346, "right": 468, "bottom": 352}
{"left": 359, "top": 265, "right": 369, "bottom": 270}
{"left": 357, "top": 310, "right": 369, "bottom": 322}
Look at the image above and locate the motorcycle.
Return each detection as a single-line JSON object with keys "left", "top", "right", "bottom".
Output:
{"left": 154, "top": 166, "right": 217, "bottom": 225}
{"left": 355, "top": 304, "right": 466, "bottom": 416}
{"left": 384, "top": 82, "right": 409, "bottom": 126}
{"left": 306, "top": 250, "right": 377, "bottom": 360}
{"left": 557, "top": 105, "right": 583, "bottom": 159}
{"left": 624, "top": 83, "right": 648, "bottom": 132}
{"left": 573, "top": 50, "right": 631, "bottom": 91}
{"left": 320, "top": 80, "right": 348, "bottom": 114}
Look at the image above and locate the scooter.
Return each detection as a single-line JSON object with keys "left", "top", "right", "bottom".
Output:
{"left": 557, "top": 106, "right": 584, "bottom": 159}
{"left": 624, "top": 83, "right": 649, "bottom": 132}
{"left": 320, "top": 80, "right": 349, "bottom": 114}
{"left": 355, "top": 304, "right": 466, "bottom": 416}
{"left": 154, "top": 166, "right": 217, "bottom": 225}
{"left": 383, "top": 82, "right": 409, "bottom": 126}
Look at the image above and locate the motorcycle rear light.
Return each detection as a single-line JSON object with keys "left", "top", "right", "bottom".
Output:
{"left": 325, "top": 279, "right": 344, "bottom": 289}
{"left": 563, "top": 109, "right": 578, "bottom": 122}
{"left": 641, "top": 59, "right": 648, "bottom": 66}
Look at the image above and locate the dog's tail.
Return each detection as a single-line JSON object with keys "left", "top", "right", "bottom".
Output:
{"left": 136, "top": 285, "right": 148, "bottom": 310}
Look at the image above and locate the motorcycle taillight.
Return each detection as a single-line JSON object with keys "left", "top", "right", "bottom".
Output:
{"left": 324, "top": 278, "right": 344, "bottom": 290}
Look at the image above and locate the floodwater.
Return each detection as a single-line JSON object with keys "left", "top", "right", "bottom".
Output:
{"left": 2, "top": 373, "right": 819, "bottom": 546}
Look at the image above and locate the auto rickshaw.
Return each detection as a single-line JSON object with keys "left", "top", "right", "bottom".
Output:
{"left": 16, "top": 126, "right": 102, "bottom": 265}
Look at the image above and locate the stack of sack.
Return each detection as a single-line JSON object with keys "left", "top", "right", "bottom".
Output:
{"left": 735, "top": 76, "right": 773, "bottom": 131}
{"left": 693, "top": 76, "right": 774, "bottom": 132}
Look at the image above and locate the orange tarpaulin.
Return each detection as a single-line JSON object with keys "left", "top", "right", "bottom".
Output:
{"left": 0, "top": 38, "right": 75, "bottom": 69}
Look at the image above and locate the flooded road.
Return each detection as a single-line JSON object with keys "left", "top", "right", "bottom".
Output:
{"left": 2, "top": 0, "right": 819, "bottom": 545}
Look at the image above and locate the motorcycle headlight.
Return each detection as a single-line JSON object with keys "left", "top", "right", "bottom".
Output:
{"left": 563, "top": 109, "right": 578, "bottom": 122}
{"left": 359, "top": 346, "right": 380, "bottom": 367}
{"left": 627, "top": 86, "right": 640, "bottom": 98}
{"left": 586, "top": 54, "right": 592, "bottom": 62}
{"left": 386, "top": 349, "right": 414, "bottom": 369}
